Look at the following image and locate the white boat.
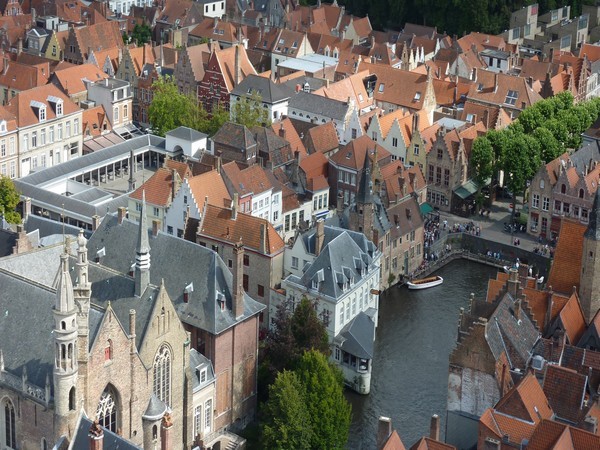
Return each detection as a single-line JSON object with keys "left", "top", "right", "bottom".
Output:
{"left": 407, "top": 275, "right": 444, "bottom": 290}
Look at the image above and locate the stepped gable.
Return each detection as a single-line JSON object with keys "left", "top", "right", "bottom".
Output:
{"left": 548, "top": 219, "right": 586, "bottom": 295}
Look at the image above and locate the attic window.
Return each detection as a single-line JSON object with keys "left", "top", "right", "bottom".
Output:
{"left": 0, "top": 120, "right": 6, "bottom": 133}
{"left": 477, "top": 83, "right": 484, "bottom": 91}
{"left": 292, "top": 41, "right": 298, "bottom": 48}
{"left": 378, "top": 83, "right": 384, "bottom": 93}
{"left": 278, "top": 38, "right": 285, "bottom": 45}
{"left": 413, "top": 92, "right": 421, "bottom": 102}
{"left": 505, "top": 90, "right": 518, "bottom": 105}
{"left": 466, "top": 113, "right": 475, "bottom": 123}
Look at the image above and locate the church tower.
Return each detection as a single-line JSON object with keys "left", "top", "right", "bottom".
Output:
{"left": 580, "top": 188, "right": 600, "bottom": 323}
{"left": 53, "top": 247, "right": 79, "bottom": 438}
{"left": 74, "top": 230, "right": 91, "bottom": 408}
{"left": 135, "top": 191, "right": 151, "bottom": 297}
{"left": 350, "top": 151, "right": 374, "bottom": 242}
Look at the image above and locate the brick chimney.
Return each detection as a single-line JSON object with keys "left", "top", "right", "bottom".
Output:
{"left": 315, "top": 219, "right": 325, "bottom": 256}
{"left": 234, "top": 44, "right": 241, "bottom": 87}
{"left": 336, "top": 192, "right": 344, "bottom": 214}
{"left": 22, "top": 197, "right": 31, "bottom": 221}
{"left": 279, "top": 123, "right": 286, "bottom": 138}
{"left": 160, "top": 413, "right": 173, "bottom": 450}
{"left": 514, "top": 298, "right": 522, "bottom": 321}
{"left": 376, "top": 417, "right": 392, "bottom": 449}
{"left": 232, "top": 240, "right": 245, "bottom": 318}
{"left": 92, "top": 215, "right": 101, "bottom": 231}
{"left": 430, "top": 414, "right": 440, "bottom": 441}
{"left": 507, "top": 268, "right": 519, "bottom": 298}
{"left": 88, "top": 420, "right": 104, "bottom": 450}
{"left": 118, "top": 207, "right": 127, "bottom": 224}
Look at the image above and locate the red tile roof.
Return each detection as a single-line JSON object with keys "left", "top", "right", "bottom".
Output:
{"left": 187, "top": 169, "right": 231, "bottom": 208}
{"left": 527, "top": 419, "right": 600, "bottom": 450}
{"left": 547, "top": 219, "right": 586, "bottom": 295}
{"left": 305, "top": 121, "right": 339, "bottom": 155}
{"left": 199, "top": 204, "right": 284, "bottom": 254}
{"left": 559, "top": 292, "right": 586, "bottom": 345}
{"left": 543, "top": 365, "right": 588, "bottom": 424}
{"left": 329, "top": 135, "right": 391, "bottom": 170}
{"left": 52, "top": 63, "right": 109, "bottom": 95}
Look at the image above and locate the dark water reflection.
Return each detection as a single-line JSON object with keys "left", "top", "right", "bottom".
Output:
{"left": 346, "top": 261, "right": 497, "bottom": 449}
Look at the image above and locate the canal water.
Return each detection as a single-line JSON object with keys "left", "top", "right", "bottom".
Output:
{"left": 346, "top": 260, "right": 498, "bottom": 449}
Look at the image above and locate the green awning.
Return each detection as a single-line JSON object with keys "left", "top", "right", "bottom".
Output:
{"left": 454, "top": 179, "right": 480, "bottom": 200}
{"left": 420, "top": 202, "right": 434, "bottom": 215}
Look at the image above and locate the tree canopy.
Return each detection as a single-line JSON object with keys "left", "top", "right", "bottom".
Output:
{"left": 470, "top": 92, "right": 600, "bottom": 201}
{"left": 260, "top": 351, "right": 351, "bottom": 450}
{"left": 148, "top": 76, "right": 230, "bottom": 137}
{"left": 230, "top": 91, "right": 272, "bottom": 129}
{"left": 0, "top": 176, "right": 21, "bottom": 224}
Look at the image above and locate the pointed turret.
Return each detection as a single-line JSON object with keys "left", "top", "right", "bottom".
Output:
{"left": 135, "top": 191, "right": 151, "bottom": 297}
{"left": 53, "top": 248, "right": 79, "bottom": 438}
{"left": 356, "top": 151, "right": 373, "bottom": 204}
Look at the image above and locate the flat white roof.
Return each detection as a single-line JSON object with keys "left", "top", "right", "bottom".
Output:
{"left": 277, "top": 53, "right": 338, "bottom": 72}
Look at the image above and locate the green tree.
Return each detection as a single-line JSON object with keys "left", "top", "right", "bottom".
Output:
{"left": 230, "top": 91, "right": 271, "bottom": 129}
{"left": 261, "top": 370, "right": 313, "bottom": 450}
{"left": 0, "top": 176, "right": 21, "bottom": 224}
{"left": 204, "top": 103, "right": 230, "bottom": 137}
{"left": 290, "top": 297, "right": 330, "bottom": 357}
{"left": 148, "top": 76, "right": 206, "bottom": 137}
{"left": 131, "top": 23, "right": 152, "bottom": 46}
{"left": 295, "top": 350, "right": 351, "bottom": 450}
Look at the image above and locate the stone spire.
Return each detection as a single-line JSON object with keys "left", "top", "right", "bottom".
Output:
{"left": 585, "top": 187, "right": 600, "bottom": 241}
{"left": 56, "top": 250, "right": 75, "bottom": 313}
{"left": 356, "top": 150, "right": 373, "bottom": 205}
{"left": 135, "top": 191, "right": 151, "bottom": 297}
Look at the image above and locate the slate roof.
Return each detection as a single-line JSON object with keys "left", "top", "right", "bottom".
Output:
{"left": 87, "top": 214, "right": 264, "bottom": 335}
{"left": 166, "top": 126, "right": 207, "bottom": 141}
{"left": 252, "top": 125, "right": 294, "bottom": 168}
{"left": 190, "top": 348, "right": 215, "bottom": 392}
{"left": 212, "top": 121, "right": 256, "bottom": 150}
{"left": 230, "top": 74, "right": 294, "bottom": 103}
{"left": 288, "top": 90, "right": 350, "bottom": 121}
{"left": 335, "top": 311, "right": 375, "bottom": 359}
{"left": 142, "top": 395, "right": 168, "bottom": 420}
{"left": 70, "top": 416, "right": 142, "bottom": 450}
{"left": 287, "top": 229, "right": 377, "bottom": 300}
{"left": 0, "top": 228, "right": 16, "bottom": 257}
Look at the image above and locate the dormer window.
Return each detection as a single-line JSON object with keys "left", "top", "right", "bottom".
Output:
{"left": 30, "top": 100, "right": 47, "bottom": 122}
{"left": 0, "top": 120, "right": 6, "bottom": 133}
{"left": 47, "top": 96, "right": 63, "bottom": 117}
{"left": 39, "top": 106, "right": 46, "bottom": 121}
{"left": 413, "top": 92, "right": 421, "bottom": 102}
{"left": 505, "top": 90, "right": 518, "bottom": 106}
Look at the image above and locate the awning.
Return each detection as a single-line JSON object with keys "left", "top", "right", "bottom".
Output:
{"left": 420, "top": 202, "right": 434, "bottom": 215}
{"left": 454, "top": 179, "right": 480, "bottom": 200}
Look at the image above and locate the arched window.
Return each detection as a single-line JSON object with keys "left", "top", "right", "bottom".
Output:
{"left": 69, "top": 387, "right": 76, "bottom": 411}
{"left": 153, "top": 345, "right": 171, "bottom": 407}
{"left": 561, "top": 184, "right": 566, "bottom": 194}
{"left": 104, "top": 340, "right": 112, "bottom": 361}
{"left": 96, "top": 387, "right": 118, "bottom": 432}
{"left": 41, "top": 438, "right": 47, "bottom": 450}
{"left": 2, "top": 399, "right": 16, "bottom": 449}
{"left": 580, "top": 188, "right": 585, "bottom": 198}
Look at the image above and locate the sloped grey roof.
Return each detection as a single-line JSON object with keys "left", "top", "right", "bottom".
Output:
{"left": 167, "top": 126, "right": 207, "bottom": 141}
{"left": 0, "top": 228, "right": 16, "bottom": 257}
{"left": 288, "top": 91, "right": 349, "bottom": 121}
{"left": 486, "top": 292, "right": 540, "bottom": 368}
{"left": 71, "top": 416, "right": 142, "bottom": 450}
{"left": 190, "top": 348, "right": 215, "bottom": 392}
{"left": 290, "top": 231, "right": 377, "bottom": 300}
{"left": 336, "top": 311, "right": 375, "bottom": 359}
{"left": 142, "top": 394, "right": 168, "bottom": 420}
{"left": 212, "top": 121, "right": 257, "bottom": 150}
{"left": 570, "top": 140, "right": 600, "bottom": 174}
{"left": 231, "top": 74, "right": 293, "bottom": 103}
{"left": 87, "top": 214, "right": 264, "bottom": 335}
{"left": 25, "top": 214, "right": 91, "bottom": 240}
{"left": 302, "top": 225, "right": 376, "bottom": 257}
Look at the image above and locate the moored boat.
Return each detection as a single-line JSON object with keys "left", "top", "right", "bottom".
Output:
{"left": 406, "top": 275, "right": 444, "bottom": 290}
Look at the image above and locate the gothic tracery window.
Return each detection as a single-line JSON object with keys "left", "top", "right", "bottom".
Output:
{"left": 2, "top": 399, "right": 16, "bottom": 449}
{"left": 153, "top": 345, "right": 171, "bottom": 406}
{"left": 96, "top": 387, "right": 118, "bottom": 432}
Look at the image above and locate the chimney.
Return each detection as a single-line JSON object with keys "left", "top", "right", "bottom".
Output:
{"left": 294, "top": 150, "right": 300, "bottom": 162}
{"left": 2, "top": 54, "right": 8, "bottom": 75}
{"left": 549, "top": 47, "right": 554, "bottom": 63}
{"left": 92, "top": 215, "right": 101, "bottom": 231}
{"left": 315, "top": 219, "right": 325, "bottom": 256}
{"left": 408, "top": 172, "right": 416, "bottom": 190}
{"left": 152, "top": 219, "right": 160, "bottom": 237}
{"left": 117, "top": 207, "right": 127, "bottom": 224}
{"left": 493, "top": 73, "right": 498, "bottom": 93}
{"left": 279, "top": 123, "right": 286, "bottom": 138}
{"left": 500, "top": 363, "right": 507, "bottom": 395}
{"left": 336, "top": 192, "right": 344, "bottom": 214}
{"left": 376, "top": 417, "right": 392, "bottom": 450}
{"left": 507, "top": 268, "right": 519, "bottom": 297}
{"left": 471, "top": 67, "right": 477, "bottom": 81}
{"left": 583, "top": 416, "right": 598, "bottom": 435}
{"left": 22, "top": 197, "right": 31, "bottom": 221}
{"left": 89, "top": 420, "right": 104, "bottom": 450}
{"left": 17, "top": 37, "right": 22, "bottom": 56}
{"left": 429, "top": 414, "right": 440, "bottom": 441}
{"left": 231, "top": 193, "right": 239, "bottom": 220}
{"left": 234, "top": 44, "right": 241, "bottom": 87}
{"left": 527, "top": 76, "right": 533, "bottom": 88}
{"left": 215, "top": 153, "right": 222, "bottom": 173}
{"left": 514, "top": 298, "right": 521, "bottom": 321}
{"left": 232, "top": 240, "right": 245, "bottom": 318}
{"left": 160, "top": 413, "right": 173, "bottom": 450}
{"left": 483, "top": 109, "right": 489, "bottom": 128}
{"left": 259, "top": 222, "right": 268, "bottom": 254}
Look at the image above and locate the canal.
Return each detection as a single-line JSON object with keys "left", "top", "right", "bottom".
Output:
{"left": 346, "top": 260, "right": 498, "bottom": 449}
